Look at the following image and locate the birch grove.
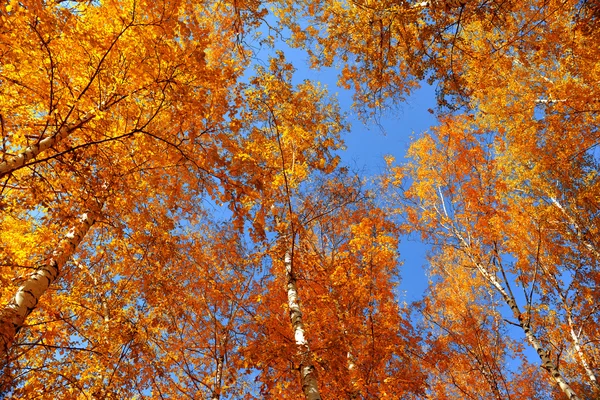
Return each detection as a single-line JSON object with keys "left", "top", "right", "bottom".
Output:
{"left": 1, "top": 0, "right": 600, "bottom": 398}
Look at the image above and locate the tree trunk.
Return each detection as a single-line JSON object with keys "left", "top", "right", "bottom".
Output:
{"left": 0, "top": 208, "right": 98, "bottom": 359}
{"left": 437, "top": 191, "right": 581, "bottom": 398}
{"left": 447, "top": 219, "right": 580, "bottom": 399}
{"left": 0, "top": 113, "right": 95, "bottom": 178}
{"left": 566, "top": 313, "right": 600, "bottom": 391}
{"left": 472, "top": 259, "right": 581, "bottom": 400}
{"left": 285, "top": 250, "right": 322, "bottom": 400}
{"left": 549, "top": 197, "right": 600, "bottom": 260}
{"left": 332, "top": 299, "right": 359, "bottom": 398}
{"left": 211, "top": 333, "right": 227, "bottom": 400}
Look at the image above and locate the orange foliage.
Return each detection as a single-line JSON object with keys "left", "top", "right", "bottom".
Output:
{"left": 2, "top": 0, "right": 600, "bottom": 398}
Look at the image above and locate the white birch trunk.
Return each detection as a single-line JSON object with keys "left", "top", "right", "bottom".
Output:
{"left": 333, "top": 300, "right": 359, "bottom": 397}
{"left": 0, "top": 209, "right": 98, "bottom": 358}
{"left": 436, "top": 189, "right": 581, "bottom": 398}
{"left": 472, "top": 260, "right": 581, "bottom": 399}
{"left": 285, "top": 250, "right": 322, "bottom": 400}
{"left": 211, "top": 354, "right": 224, "bottom": 400}
{"left": 550, "top": 196, "right": 600, "bottom": 260}
{"left": 567, "top": 313, "right": 600, "bottom": 390}
{"left": 0, "top": 113, "right": 94, "bottom": 178}
{"left": 211, "top": 332, "right": 227, "bottom": 400}
{"left": 449, "top": 232, "right": 577, "bottom": 396}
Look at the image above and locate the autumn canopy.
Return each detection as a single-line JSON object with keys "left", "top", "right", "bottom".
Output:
{"left": 0, "top": 0, "right": 599, "bottom": 398}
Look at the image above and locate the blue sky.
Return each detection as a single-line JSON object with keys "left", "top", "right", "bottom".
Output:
{"left": 282, "top": 49, "right": 438, "bottom": 302}
{"left": 341, "top": 86, "right": 436, "bottom": 302}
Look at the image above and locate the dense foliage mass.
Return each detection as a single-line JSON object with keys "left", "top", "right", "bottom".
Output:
{"left": 0, "top": 0, "right": 598, "bottom": 398}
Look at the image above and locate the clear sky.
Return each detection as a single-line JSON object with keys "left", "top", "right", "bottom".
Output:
{"left": 342, "top": 85, "right": 436, "bottom": 303}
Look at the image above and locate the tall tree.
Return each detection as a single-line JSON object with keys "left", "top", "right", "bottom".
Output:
{"left": 4, "top": 0, "right": 599, "bottom": 398}
{"left": 273, "top": 0, "right": 600, "bottom": 396}
{"left": 243, "top": 173, "right": 425, "bottom": 399}
{"left": 386, "top": 113, "right": 599, "bottom": 398}
{"left": 0, "top": 0, "right": 347, "bottom": 394}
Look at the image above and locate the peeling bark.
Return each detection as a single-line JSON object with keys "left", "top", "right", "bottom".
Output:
{"left": 285, "top": 250, "right": 322, "bottom": 400}
{"left": 0, "top": 209, "right": 98, "bottom": 359}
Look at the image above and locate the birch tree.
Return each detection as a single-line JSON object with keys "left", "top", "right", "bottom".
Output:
{"left": 387, "top": 113, "right": 599, "bottom": 398}
{"left": 0, "top": 204, "right": 101, "bottom": 359}
{"left": 242, "top": 172, "right": 425, "bottom": 399}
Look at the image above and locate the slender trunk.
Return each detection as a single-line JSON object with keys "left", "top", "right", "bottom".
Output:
{"left": 450, "top": 226, "right": 581, "bottom": 399}
{"left": 333, "top": 300, "right": 359, "bottom": 398}
{"left": 567, "top": 313, "right": 600, "bottom": 391}
{"left": 542, "top": 261, "right": 600, "bottom": 391}
{"left": 0, "top": 209, "right": 98, "bottom": 358}
{"left": 211, "top": 333, "right": 227, "bottom": 400}
{"left": 534, "top": 248, "right": 600, "bottom": 392}
{"left": 473, "top": 261, "right": 580, "bottom": 399}
{"left": 285, "top": 250, "right": 322, "bottom": 400}
{"left": 438, "top": 192, "right": 580, "bottom": 398}
{"left": 211, "top": 354, "right": 224, "bottom": 400}
{"left": 0, "top": 113, "right": 95, "bottom": 178}
{"left": 550, "top": 197, "right": 600, "bottom": 260}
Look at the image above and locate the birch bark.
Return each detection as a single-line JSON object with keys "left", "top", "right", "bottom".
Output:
{"left": 0, "top": 208, "right": 98, "bottom": 359}
{"left": 285, "top": 250, "right": 322, "bottom": 400}
{"left": 437, "top": 189, "right": 581, "bottom": 399}
{"left": 211, "top": 354, "right": 224, "bottom": 400}
{"left": 332, "top": 299, "right": 359, "bottom": 398}
{"left": 454, "top": 231, "right": 582, "bottom": 400}
{"left": 0, "top": 113, "right": 95, "bottom": 178}
{"left": 473, "top": 261, "right": 580, "bottom": 399}
{"left": 211, "top": 333, "right": 227, "bottom": 400}
{"left": 549, "top": 196, "right": 600, "bottom": 260}
{"left": 567, "top": 313, "right": 600, "bottom": 391}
